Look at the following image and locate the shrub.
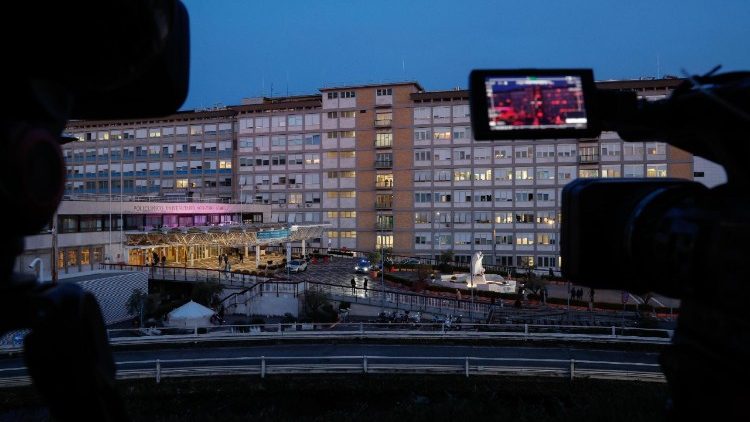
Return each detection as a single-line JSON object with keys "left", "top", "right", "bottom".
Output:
{"left": 281, "top": 313, "right": 297, "bottom": 324}
{"left": 339, "top": 301, "right": 351, "bottom": 310}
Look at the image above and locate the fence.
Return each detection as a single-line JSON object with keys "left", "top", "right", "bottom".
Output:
{"left": 0, "top": 354, "right": 664, "bottom": 388}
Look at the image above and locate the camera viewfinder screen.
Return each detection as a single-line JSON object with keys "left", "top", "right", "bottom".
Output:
{"left": 485, "top": 75, "right": 588, "bottom": 131}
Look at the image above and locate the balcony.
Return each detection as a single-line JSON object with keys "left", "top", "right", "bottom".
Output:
{"left": 578, "top": 153, "right": 600, "bottom": 164}
{"left": 374, "top": 119, "right": 392, "bottom": 128}
{"left": 374, "top": 160, "right": 393, "bottom": 169}
{"left": 376, "top": 222, "right": 394, "bottom": 231}
{"left": 375, "top": 180, "right": 394, "bottom": 189}
{"left": 374, "top": 140, "right": 393, "bottom": 149}
{"left": 375, "top": 201, "right": 393, "bottom": 210}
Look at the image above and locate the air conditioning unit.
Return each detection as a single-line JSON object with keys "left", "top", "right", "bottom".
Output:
{"left": 305, "top": 203, "right": 312, "bottom": 208}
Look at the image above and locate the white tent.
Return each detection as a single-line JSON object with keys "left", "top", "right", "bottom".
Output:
{"left": 165, "top": 300, "right": 215, "bottom": 328}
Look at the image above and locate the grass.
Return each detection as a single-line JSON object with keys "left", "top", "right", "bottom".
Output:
{"left": 0, "top": 375, "right": 668, "bottom": 421}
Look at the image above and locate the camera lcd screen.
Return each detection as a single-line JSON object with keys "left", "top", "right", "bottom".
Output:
{"left": 470, "top": 69, "right": 599, "bottom": 140}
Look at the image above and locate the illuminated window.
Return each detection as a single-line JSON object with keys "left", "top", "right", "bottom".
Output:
{"left": 516, "top": 234, "right": 534, "bottom": 245}
{"left": 176, "top": 179, "right": 189, "bottom": 188}
{"left": 454, "top": 170, "right": 472, "bottom": 181}
{"left": 376, "top": 132, "right": 393, "bottom": 147}
{"left": 376, "top": 234, "right": 392, "bottom": 248}
{"left": 646, "top": 164, "right": 667, "bottom": 178}
{"left": 219, "top": 160, "right": 231, "bottom": 169}
{"left": 578, "top": 169, "right": 599, "bottom": 178}
{"left": 433, "top": 127, "right": 451, "bottom": 140}
{"left": 515, "top": 168, "right": 533, "bottom": 180}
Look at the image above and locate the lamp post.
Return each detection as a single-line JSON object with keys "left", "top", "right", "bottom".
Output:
{"left": 469, "top": 271, "right": 474, "bottom": 322}
{"left": 379, "top": 216, "right": 385, "bottom": 313}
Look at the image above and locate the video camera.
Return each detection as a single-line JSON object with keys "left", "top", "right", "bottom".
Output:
{"left": 0, "top": 1, "right": 189, "bottom": 420}
{"left": 470, "top": 68, "right": 750, "bottom": 418}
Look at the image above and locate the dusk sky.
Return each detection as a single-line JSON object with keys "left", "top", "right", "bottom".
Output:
{"left": 181, "top": 0, "right": 750, "bottom": 110}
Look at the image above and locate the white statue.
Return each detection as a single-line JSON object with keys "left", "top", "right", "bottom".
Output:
{"left": 470, "top": 251, "right": 486, "bottom": 287}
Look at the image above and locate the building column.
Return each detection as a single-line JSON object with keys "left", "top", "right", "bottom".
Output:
{"left": 286, "top": 242, "right": 292, "bottom": 262}
{"left": 189, "top": 246, "right": 195, "bottom": 266}
{"left": 244, "top": 244, "right": 248, "bottom": 259}
{"left": 255, "top": 245, "right": 260, "bottom": 267}
{"left": 301, "top": 239, "right": 306, "bottom": 257}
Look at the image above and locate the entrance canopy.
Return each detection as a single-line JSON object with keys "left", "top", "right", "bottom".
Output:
{"left": 124, "top": 223, "right": 329, "bottom": 249}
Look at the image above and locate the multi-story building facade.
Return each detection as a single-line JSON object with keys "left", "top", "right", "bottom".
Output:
{"left": 63, "top": 77, "right": 697, "bottom": 270}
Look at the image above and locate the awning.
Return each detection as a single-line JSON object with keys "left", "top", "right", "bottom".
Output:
{"left": 124, "top": 223, "right": 329, "bottom": 249}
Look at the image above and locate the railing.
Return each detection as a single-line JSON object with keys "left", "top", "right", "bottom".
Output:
{"left": 578, "top": 153, "right": 600, "bottom": 163}
{"left": 376, "top": 222, "right": 394, "bottom": 231}
{"left": 375, "top": 201, "right": 393, "bottom": 209}
{"left": 0, "top": 354, "right": 664, "bottom": 388}
{"left": 375, "top": 180, "right": 394, "bottom": 189}
{"left": 374, "top": 119, "right": 392, "bottom": 127}
{"left": 97, "top": 263, "right": 662, "bottom": 328}
{"left": 374, "top": 140, "right": 393, "bottom": 149}
{"left": 99, "top": 263, "right": 298, "bottom": 291}
{"left": 374, "top": 160, "right": 393, "bottom": 169}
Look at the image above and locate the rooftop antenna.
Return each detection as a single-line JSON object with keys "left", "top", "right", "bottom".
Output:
{"left": 402, "top": 57, "right": 405, "bottom": 79}
{"left": 286, "top": 70, "right": 289, "bottom": 97}
{"left": 657, "top": 53, "right": 661, "bottom": 79}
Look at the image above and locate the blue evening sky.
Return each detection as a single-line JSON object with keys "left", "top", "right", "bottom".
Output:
{"left": 181, "top": 0, "right": 750, "bottom": 110}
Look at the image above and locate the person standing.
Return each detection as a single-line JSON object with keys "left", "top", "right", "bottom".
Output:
{"left": 350, "top": 277, "right": 356, "bottom": 294}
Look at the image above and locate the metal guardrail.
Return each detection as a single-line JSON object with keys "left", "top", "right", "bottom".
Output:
{"left": 0, "top": 323, "right": 672, "bottom": 355}
{"left": 0, "top": 355, "right": 665, "bottom": 388}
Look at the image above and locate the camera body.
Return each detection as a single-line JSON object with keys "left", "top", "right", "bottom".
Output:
{"left": 0, "top": 1, "right": 190, "bottom": 420}
{"left": 469, "top": 67, "right": 750, "bottom": 418}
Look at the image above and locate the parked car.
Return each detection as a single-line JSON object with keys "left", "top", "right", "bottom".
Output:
{"left": 286, "top": 259, "right": 308, "bottom": 272}
{"left": 399, "top": 258, "right": 421, "bottom": 265}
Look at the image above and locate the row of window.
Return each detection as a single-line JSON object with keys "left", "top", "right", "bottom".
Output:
{"left": 415, "top": 164, "right": 667, "bottom": 182}
{"left": 326, "top": 91, "right": 356, "bottom": 99}
{"left": 413, "top": 142, "right": 666, "bottom": 163}
{"left": 57, "top": 213, "right": 250, "bottom": 233}
{"left": 64, "top": 142, "right": 233, "bottom": 162}
{"left": 415, "top": 189, "right": 555, "bottom": 203}
{"left": 72, "top": 123, "right": 233, "bottom": 142}
{"left": 237, "top": 151, "right": 354, "bottom": 168}
{"left": 65, "top": 177, "right": 233, "bottom": 191}
{"left": 241, "top": 190, "right": 356, "bottom": 205}
{"left": 416, "top": 210, "right": 557, "bottom": 225}
{"left": 67, "top": 159, "right": 233, "bottom": 174}
{"left": 413, "top": 105, "right": 471, "bottom": 122}
{"left": 415, "top": 232, "right": 557, "bottom": 246}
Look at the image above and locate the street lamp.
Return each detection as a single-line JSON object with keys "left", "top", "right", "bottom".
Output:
{"left": 469, "top": 270, "right": 474, "bottom": 322}
{"left": 378, "top": 216, "right": 385, "bottom": 313}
